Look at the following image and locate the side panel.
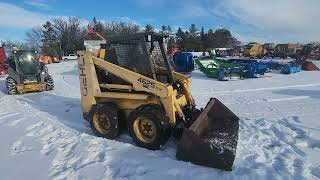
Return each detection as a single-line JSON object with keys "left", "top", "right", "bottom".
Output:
{"left": 78, "top": 52, "right": 101, "bottom": 117}
{"left": 96, "top": 95, "right": 161, "bottom": 119}
{"left": 8, "top": 68, "right": 21, "bottom": 84}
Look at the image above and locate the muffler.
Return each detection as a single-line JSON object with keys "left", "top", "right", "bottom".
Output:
{"left": 176, "top": 98, "right": 239, "bottom": 171}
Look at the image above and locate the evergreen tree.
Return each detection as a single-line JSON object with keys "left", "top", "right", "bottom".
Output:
{"left": 145, "top": 24, "right": 154, "bottom": 32}
{"left": 184, "top": 24, "right": 202, "bottom": 51}
{"left": 160, "top": 25, "right": 167, "bottom": 34}
{"left": 189, "top": 24, "right": 198, "bottom": 37}
{"left": 205, "top": 29, "right": 215, "bottom": 48}
{"left": 213, "top": 28, "right": 233, "bottom": 48}
{"left": 160, "top": 25, "right": 173, "bottom": 36}
{"left": 176, "top": 27, "right": 186, "bottom": 50}
{"left": 200, "top": 27, "right": 205, "bottom": 41}
{"left": 176, "top": 27, "right": 185, "bottom": 40}
{"left": 167, "top": 25, "right": 172, "bottom": 33}
{"left": 93, "top": 17, "right": 97, "bottom": 25}
{"left": 200, "top": 27, "right": 206, "bottom": 51}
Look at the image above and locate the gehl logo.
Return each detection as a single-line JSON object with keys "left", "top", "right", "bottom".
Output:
{"left": 79, "top": 57, "right": 88, "bottom": 96}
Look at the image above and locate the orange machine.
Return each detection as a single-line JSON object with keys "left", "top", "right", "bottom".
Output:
{"left": 39, "top": 55, "right": 53, "bottom": 64}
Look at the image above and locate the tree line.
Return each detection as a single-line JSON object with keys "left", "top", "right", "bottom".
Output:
{"left": 144, "top": 23, "right": 240, "bottom": 52}
{"left": 175, "top": 24, "right": 240, "bottom": 52}
{"left": 23, "top": 16, "right": 240, "bottom": 57}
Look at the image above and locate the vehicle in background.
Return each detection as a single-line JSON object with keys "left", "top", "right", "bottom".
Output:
{"left": 5, "top": 50, "right": 54, "bottom": 94}
{"left": 39, "top": 55, "right": 53, "bottom": 64}
{"left": 0, "top": 45, "right": 7, "bottom": 75}
{"left": 244, "top": 42, "right": 266, "bottom": 59}
{"left": 173, "top": 52, "right": 194, "bottom": 73}
{"left": 62, "top": 54, "right": 78, "bottom": 61}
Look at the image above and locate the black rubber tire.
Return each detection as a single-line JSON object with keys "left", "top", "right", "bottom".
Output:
{"left": 5, "top": 77, "right": 17, "bottom": 95}
{"left": 45, "top": 75, "right": 54, "bottom": 90}
{"left": 128, "top": 104, "right": 171, "bottom": 150}
{"left": 89, "top": 103, "right": 120, "bottom": 139}
{"left": 173, "top": 107, "right": 201, "bottom": 139}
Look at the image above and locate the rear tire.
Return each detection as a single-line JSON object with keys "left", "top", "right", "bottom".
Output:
{"left": 128, "top": 105, "right": 171, "bottom": 150}
{"left": 45, "top": 75, "right": 54, "bottom": 90}
{"left": 5, "top": 77, "right": 17, "bottom": 95}
{"left": 89, "top": 104, "right": 120, "bottom": 139}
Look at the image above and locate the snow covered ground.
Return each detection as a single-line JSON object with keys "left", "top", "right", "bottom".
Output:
{"left": 0, "top": 60, "right": 320, "bottom": 180}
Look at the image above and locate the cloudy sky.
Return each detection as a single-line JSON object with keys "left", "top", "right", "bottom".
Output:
{"left": 0, "top": 0, "right": 319, "bottom": 43}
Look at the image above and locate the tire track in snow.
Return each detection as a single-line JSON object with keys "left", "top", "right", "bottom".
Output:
{"left": 236, "top": 116, "right": 319, "bottom": 179}
{"left": 199, "top": 83, "right": 320, "bottom": 94}
{"left": 265, "top": 96, "right": 310, "bottom": 102}
{"left": 0, "top": 112, "right": 21, "bottom": 125}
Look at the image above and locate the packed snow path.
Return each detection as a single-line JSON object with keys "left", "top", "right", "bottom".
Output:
{"left": 0, "top": 61, "right": 319, "bottom": 180}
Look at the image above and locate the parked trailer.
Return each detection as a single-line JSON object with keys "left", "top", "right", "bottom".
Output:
{"left": 259, "top": 60, "right": 282, "bottom": 70}
{"left": 281, "top": 63, "right": 302, "bottom": 74}
{"left": 195, "top": 58, "right": 240, "bottom": 80}
{"left": 298, "top": 61, "right": 319, "bottom": 71}
{"left": 226, "top": 59, "right": 269, "bottom": 78}
{"left": 196, "top": 57, "right": 270, "bottom": 80}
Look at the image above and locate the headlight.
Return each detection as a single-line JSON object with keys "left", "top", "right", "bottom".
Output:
{"left": 41, "top": 71, "right": 45, "bottom": 75}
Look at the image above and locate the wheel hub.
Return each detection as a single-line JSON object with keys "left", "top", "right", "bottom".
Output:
{"left": 142, "top": 122, "right": 153, "bottom": 134}
{"left": 133, "top": 117, "right": 157, "bottom": 143}
{"left": 93, "top": 113, "right": 111, "bottom": 134}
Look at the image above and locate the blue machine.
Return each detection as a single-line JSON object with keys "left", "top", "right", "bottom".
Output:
{"left": 265, "top": 60, "right": 280, "bottom": 70}
{"left": 173, "top": 52, "right": 194, "bottom": 73}
{"left": 226, "top": 59, "right": 269, "bottom": 78}
{"left": 281, "top": 63, "right": 302, "bottom": 74}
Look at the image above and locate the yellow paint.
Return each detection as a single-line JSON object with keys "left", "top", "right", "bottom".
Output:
{"left": 95, "top": 92, "right": 149, "bottom": 100}
{"left": 100, "top": 84, "right": 133, "bottom": 91}
{"left": 16, "top": 83, "right": 46, "bottom": 93}
{"left": 98, "top": 48, "right": 106, "bottom": 59}
{"left": 133, "top": 117, "right": 157, "bottom": 143}
{"left": 92, "top": 112, "right": 111, "bottom": 134}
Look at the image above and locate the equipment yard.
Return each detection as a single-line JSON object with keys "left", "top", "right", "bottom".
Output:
{"left": 0, "top": 60, "right": 319, "bottom": 180}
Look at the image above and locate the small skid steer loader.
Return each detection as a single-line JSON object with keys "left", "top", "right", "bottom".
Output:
{"left": 6, "top": 50, "right": 54, "bottom": 94}
{"left": 78, "top": 32, "right": 239, "bottom": 170}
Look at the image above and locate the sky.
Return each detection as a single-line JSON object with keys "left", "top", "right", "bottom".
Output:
{"left": 0, "top": 0, "right": 319, "bottom": 44}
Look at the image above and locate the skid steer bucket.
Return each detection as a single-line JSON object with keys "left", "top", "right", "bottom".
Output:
{"left": 176, "top": 98, "right": 239, "bottom": 171}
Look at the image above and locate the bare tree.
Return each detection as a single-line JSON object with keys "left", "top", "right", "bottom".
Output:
{"left": 25, "top": 27, "right": 43, "bottom": 52}
{"left": 43, "top": 17, "right": 86, "bottom": 56}
{"left": 104, "top": 21, "right": 140, "bottom": 37}
{"left": 26, "top": 16, "right": 143, "bottom": 56}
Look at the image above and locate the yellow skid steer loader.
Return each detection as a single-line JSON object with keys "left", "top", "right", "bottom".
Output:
{"left": 78, "top": 32, "right": 239, "bottom": 170}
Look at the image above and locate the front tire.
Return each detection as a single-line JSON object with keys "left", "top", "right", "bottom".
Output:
{"left": 5, "top": 77, "right": 17, "bottom": 95}
{"left": 45, "top": 75, "right": 54, "bottom": 90}
{"left": 89, "top": 104, "right": 120, "bottom": 139}
{"left": 128, "top": 105, "right": 171, "bottom": 150}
